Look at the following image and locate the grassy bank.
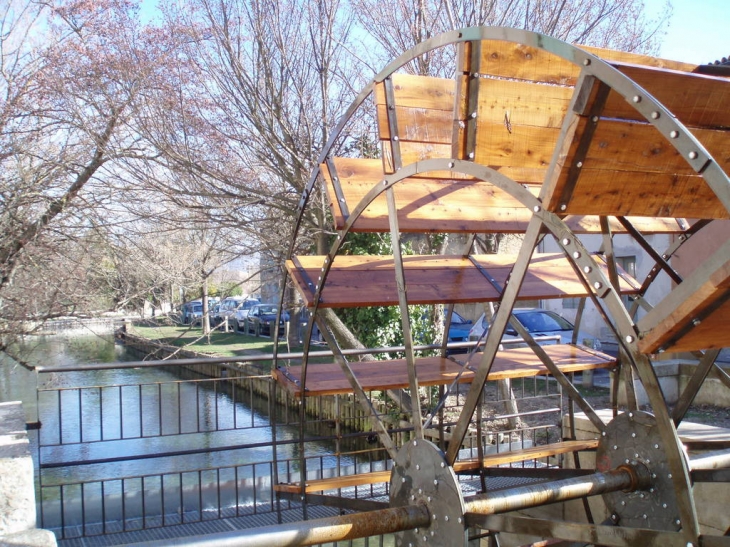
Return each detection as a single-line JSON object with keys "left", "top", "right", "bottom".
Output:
{"left": 129, "top": 322, "right": 292, "bottom": 357}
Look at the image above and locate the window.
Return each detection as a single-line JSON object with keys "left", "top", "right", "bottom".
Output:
{"left": 562, "top": 256, "right": 636, "bottom": 309}
{"left": 617, "top": 256, "right": 637, "bottom": 308}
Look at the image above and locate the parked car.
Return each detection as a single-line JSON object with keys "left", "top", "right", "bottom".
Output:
{"left": 467, "top": 308, "right": 602, "bottom": 350}
{"left": 181, "top": 299, "right": 202, "bottom": 324}
{"left": 234, "top": 298, "right": 261, "bottom": 330}
{"left": 215, "top": 296, "right": 247, "bottom": 326}
{"left": 446, "top": 310, "right": 473, "bottom": 343}
{"left": 244, "top": 304, "right": 290, "bottom": 337}
{"left": 443, "top": 310, "right": 473, "bottom": 354}
{"left": 188, "top": 303, "right": 204, "bottom": 326}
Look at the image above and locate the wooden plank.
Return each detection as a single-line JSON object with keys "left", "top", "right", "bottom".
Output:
{"left": 273, "top": 439, "right": 600, "bottom": 493}
{"left": 553, "top": 169, "right": 727, "bottom": 219}
{"left": 577, "top": 45, "right": 698, "bottom": 72}
{"left": 274, "top": 470, "right": 392, "bottom": 494}
{"left": 377, "top": 104, "right": 454, "bottom": 143}
{"left": 286, "top": 253, "right": 641, "bottom": 309}
{"left": 574, "top": 121, "right": 729, "bottom": 179}
{"left": 272, "top": 344, "right": 617, "bottom": 397}
{"left": 374, "top": 73, "right": 456, "bottom": 109}
{"left": 473, "top": 123, "right": 563, "bottom": 171}
{"left": 477, "top": 40, "right": 580, "bottom": 85}
{"left": 322, "top": 158, "right": 687, "bottom": 234}
{"left": 453, "top": 439, "right": 600, "bottom": 470}
{"left": 601, "top": 65, "right": 730, "bottom": 129}
{"left": 638, "top": 241, "right": 730, "bottom": 353}
{"left": 546, "top": 117, "right": 730, "bottom": 218}
{"left": 476, "top": 78, "right": 572, "bottom": 128}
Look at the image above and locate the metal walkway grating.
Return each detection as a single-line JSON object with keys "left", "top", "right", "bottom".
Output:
{"left": 55, "top": 504, "right": 347, "bottom": 547}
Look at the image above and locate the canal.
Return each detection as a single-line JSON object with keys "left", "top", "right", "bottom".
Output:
{"left": 0, "top": 325, "right": 384, "bottom": 542}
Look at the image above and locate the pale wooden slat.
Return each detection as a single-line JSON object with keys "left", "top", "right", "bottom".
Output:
{"left": 577, "top": 45, "right": 698, "bottom": 72}
{"left": 374, "top": 73, "right": 456, "bottom": 109}
{"left": 322, "top": 158, "right": 686, "bottom": 234}
{"left": 553, "top": 169, "right": 727, "bottom": 219}
{"left": 376, "top": 104, "right": 454, "bottom": 143}
{"left": 273, "top": 345, "right": 616, "bottom": 397}
{"left": 453, "top": 439, "right": 600, "bottom": 470}
{"left": 602, "top": 65, "right": 730, "bottom": 129}
{"left": 286, "top": 253, "right": 640, "bottom": 309}
{"left": 476, "top": 40, "right": 580, "bottom": 85}
{"left": 274, "top": 470, "right": 392, "bottom": 494}
{"left": 638, "top": 243, "right": 730, "bottom": 353}
{"left": 273, "top": 439, "right": 600, "bottom": 493}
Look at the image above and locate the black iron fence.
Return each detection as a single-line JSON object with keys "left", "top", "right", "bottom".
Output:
{"left": 33, "top": 354, "right": 564, "bottom": 543}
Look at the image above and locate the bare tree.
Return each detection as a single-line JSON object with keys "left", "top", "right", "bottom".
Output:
{"left": 124, "top": 0, "right": 366, "bottom": 348}
{"left": 0, "top": 0, "right": 156, "bottom": 355}
{"left": 351, "top": 0, "right": 672, "bottom": 75}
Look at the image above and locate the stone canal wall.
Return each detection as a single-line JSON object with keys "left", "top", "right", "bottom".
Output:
{"left": 0, "top": 402, "right": 57, "bottom": 547}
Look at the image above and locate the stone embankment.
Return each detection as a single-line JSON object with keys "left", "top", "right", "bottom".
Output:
{"left": 0, "top": 402, "right": 57, "bottom": 547}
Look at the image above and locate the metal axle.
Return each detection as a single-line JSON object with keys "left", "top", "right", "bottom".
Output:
{"left": 464, "top": 463, "right": 651, "bottom": 516}
{"left": 121, "top": 464, "right": 650, "bottom": 547}
{"left": 118, "top": 504, "right": 430, "bottom": 547}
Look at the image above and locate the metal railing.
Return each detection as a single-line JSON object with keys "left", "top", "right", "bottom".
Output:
{"left": 34, "top": 347, "right": 567, "bottom": 542}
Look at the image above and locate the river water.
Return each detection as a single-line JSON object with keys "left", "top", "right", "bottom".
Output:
{"left": 0, "top": 326, "right": 374, "bottom": 534}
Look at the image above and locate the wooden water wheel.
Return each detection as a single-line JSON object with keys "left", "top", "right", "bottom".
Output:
{"left": 264, "top": 27, "right": 730, "bottom": 547}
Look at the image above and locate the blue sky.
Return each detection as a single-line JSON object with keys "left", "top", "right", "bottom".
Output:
{"left": 139, "top": 0, "right": 727, "bottom": 65}
{"left": 646, "top": 0, "right": 728, "bottom": 64}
